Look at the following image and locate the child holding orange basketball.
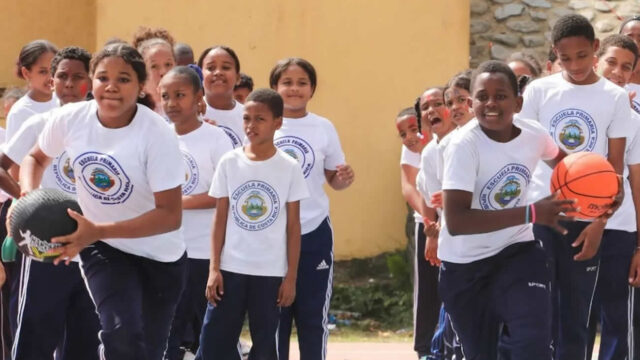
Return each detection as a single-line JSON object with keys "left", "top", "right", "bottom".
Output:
{"left": 519, "top": 14, "right": 631, "bottom": 360}
{"left": 438, "top": 60, "right": 576, "bottom": 359}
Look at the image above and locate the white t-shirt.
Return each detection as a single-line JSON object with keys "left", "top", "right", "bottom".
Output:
{"left": 416, "top": 138, "right": 441, "bottom": 208}
{"left": 6, "top": 94, "right": 58, "bottom": 142}
{"left": 6, "top": 110, "right": 76, "bottom": 194}
{"left": 521, "top": 73, "right": 630, "bottom": 203}
{"left": 606, "top": 111, "right": 640, "bottom": 232}
{"left": 274, "top": 113, "right": 346, "bottom": 234}
{"left": 203, "top": 99, "right": 244, "bottom": 149}
{"left": 177, "top": 123, "right": 233, "bottom": 259}
{"left": 626, "top": 83, "right": 640, "bottom": 114}
{"left": 209, "top": 148, "right": 309, "bottom": 277}
{"left": 38, "top": 100, "right": 186, "bottom": 262}
{"left": 400, "top": 145, "right": 423, "bottom": 224}
{"left": 439, "top": 119, "right": 559, "bottom": 263}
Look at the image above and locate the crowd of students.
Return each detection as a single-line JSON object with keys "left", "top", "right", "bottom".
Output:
{"left": 398, "top": 13, "right": 640, "bottom": 360}
{"left": 0, "top": 26, "right": 355, "bottom": 360}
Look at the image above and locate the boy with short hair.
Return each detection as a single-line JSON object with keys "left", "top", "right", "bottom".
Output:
{"left": 519, "top": 14, "right": 631, "bottom": 360}
{"left": 196, "top": 88, "right": 308, "bottom": 360}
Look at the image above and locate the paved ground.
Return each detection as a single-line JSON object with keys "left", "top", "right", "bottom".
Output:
{"left": 289, "top": 342, "right": 415, "bottom": 360}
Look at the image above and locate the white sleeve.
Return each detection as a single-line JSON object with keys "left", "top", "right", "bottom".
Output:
{"left": 400, "top": 145, "right": 421, "bottom": 168}
{"left": 287, "top": 164, "right": 309, "bottom": 202}
{"left": 442, "top": 138, "right": 478, "bottom": 192}
{"left": 323, "top": 121, "right": 346, "bottom": 170}
{"left": 5, "top": 115, "right": 42, "bottom": 164}
{"left": 519, "top": 83, "right": 539, "bottom": 122}
{"left": 628, "top": 126, "right": 640, "bottom": 165}
{"left": 6, "top": 110, "right": 24, "bottom": 144}
{"left": 424, "top": 152, "right": 441, "bottom": 198}
{"left": 38, "top": 111, "right": 67, "bottom": 159}
{"left": 208, "top": 130, "right": 234, "bottom": 187}
{"left": 608, "top": 93, "right": 633, "bottom": 139}
{"left": 209, "top": 156, "right": 229, "bottom": 198}
{"left": 145, "top": 126, "right": 185, "bottom": 192}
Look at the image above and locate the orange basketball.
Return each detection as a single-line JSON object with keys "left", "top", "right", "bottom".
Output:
{"left": 550, "top": 152, "right": 618, "bottom": 220}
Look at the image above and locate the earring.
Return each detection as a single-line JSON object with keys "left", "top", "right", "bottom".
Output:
{"left": 139, "top": 91, "right": 146, "bottom": 99}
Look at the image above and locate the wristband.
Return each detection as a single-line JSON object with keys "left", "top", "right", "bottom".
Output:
{"left": 530, "top": 204, "right": 536, "bottom": 224}
{"left": 525, "top": 204, "right": 530, "bottom": 224}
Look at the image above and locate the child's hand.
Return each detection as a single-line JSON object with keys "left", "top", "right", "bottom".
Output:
{"left": 277, "top": 275, "right": 296, "bottom": 307}
{"left": 205, "top": 269, "right": 224, "bottom": 305}
{"left": 533, "top": 192, "right": 579, "bottom": 235}
{"left": 335, "top": 164, "right": 355, "bottom": 187}
{"left": 430, "top": 191, "right": 443, "bottom": 209}
{"left": 572, "top": 219, "right": 605, "bottom": 261}
{"left": 424, "top": 223, "right": 440, "bottom": 266}
{"left": 0, "top": 262, "right": 6, "bottom": 288}
{"left": 48, "top": 209, "right": 101, "bottom": 265}
{"left": 599, "top": 175, "right": 624, "bottom": 220}
{"left": 629, "top": 250, "right": 640, "bottom": 287}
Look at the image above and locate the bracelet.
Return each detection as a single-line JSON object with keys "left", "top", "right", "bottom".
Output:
{"left": 525, "top": 204, "right": 530, "bottom": 224}
{"left": 530, "top": 204, "right": 537, "bottom": 224}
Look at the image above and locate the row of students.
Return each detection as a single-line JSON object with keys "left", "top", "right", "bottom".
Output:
{"left": 399, "top": 13, "right": 640, "bottom": 360}
{"left": 2, "top": 33, "right": 354, "bottom": 360}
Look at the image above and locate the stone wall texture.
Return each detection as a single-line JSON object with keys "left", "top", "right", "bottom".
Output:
{"left": 470, "top": 0, "right": 640, "bottom": 68}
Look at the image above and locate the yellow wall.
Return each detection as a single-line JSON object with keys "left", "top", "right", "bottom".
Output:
{"left": 3, "top": 0, "right": 469, "bottom": 259}
{"left": 0, "top": 0, "right": 96, "bottom": 88}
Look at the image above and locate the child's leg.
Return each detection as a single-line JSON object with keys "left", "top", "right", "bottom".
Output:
{"left": 594, "top": 230, "right": 635, "bottom": 360}
{"left": 286, "top": 218, "right": 334, "bottom": 360}
{"left": 277, "top": 302, "right": 294, "bottom": 360}
{"left": 494, "top": 241, "right": 551, "bottom": 360}
{"left": 58, "top": 262, "right": 101, "bottom": 360}
{"left": 11, "top": 258, "right": 77, "bottom": 360}
{"left": 166, "top": 258, "right": 209, "bottom": 359}
{"left": 533, "top": 223, "right": 560, "bottom": 354}
{"left": 414, "top": 222, "right": 441, "bottom": 358}
{"left": 247, "top": 275, "right": 281, "bottom": 360}
{"left": 80, "top": 242, "right": 146, "bottom": 360}
{"left": 439, "top": 256, "right": 500, "bottom": 359}
{"left": 195, "top": 270, "right": 248, "bottom": 360}
{"left": 426, "top": 304, "right": 448, "bottom": 360}
{"left": 139, "top": 253, "right": 187, "bottom": 360}
{"left": 554, "top": 221, "right": 601, "bottom": 360}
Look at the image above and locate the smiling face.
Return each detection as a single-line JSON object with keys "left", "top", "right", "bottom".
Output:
{"left": 554, "top": 36, "right": 599, "bottom": 84}
{"left": 92, "top": 56, "right": 143, "bottom": 122}
{"left": 53, "top": 59, "right": 90, "bottom": 105}
{"left": 444, "top": 86, "right": 473, "bottom": 127}
{"left": 159, "top": 73, "right": 201, "bottom": 126}
{"left": 22, "top": 51, "right": 55, "bottom": 99}
{"left": 143, "top": 44, "right": 175, "bottom": 98}
{"left": 243, "top": 100, "right": 282, "bottom": 146}
{"left": 471, "top": 72, "right": 522, "bottom": 132}
{"left": 201, "top": 48, "right": 238, "bottom": 99}
{"left": 596, "top": 45, "right": 636, "bottom": 87}
{"left": 396, "top": 114, "right": 425, "bottom": 153}
{"left": 273, "top": 64, "right": 314, "bottom": 115}
{"left": 418, "top": 88, "right": 454, "bottom": 138}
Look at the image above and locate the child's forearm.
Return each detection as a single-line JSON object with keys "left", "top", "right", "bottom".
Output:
{"left": 182, "top": 192, "right": 217, "bottom": 210}
{"left": 608, "top": 137, "right": 626, "bottom": 175}
{"left": 210, "top": 197, "right": 229, "bottom": 271}
{"left": 629, "top": 164, "right": 640, "bottom": 246}
{"left": 285, "top": 201, "right": 301, "bottom": 279}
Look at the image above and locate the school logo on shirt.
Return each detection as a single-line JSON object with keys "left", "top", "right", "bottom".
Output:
{"left": 51, "top": 152, "right": 76, "bottom": 194}
{"left": 549, "top": 108, "right": 597, "bottom": 152}
{"left": 480, "top": 163, "right": 530, "bottom": 210}
{"left": 231, "top": 180, "right": 280, "bottom": 231}
{"left": 74, "top": 152, "right": 133, "bottom": 205}
{"left": 218, "top": 125, "right": 242, "bottom": 148}
{"left": 632, "top": 99, "right": 640, "bottom": 115}
{"left": 274, "top": 136, "right": 315, "bottom": 178}
{"left": 181, "top": 151, "right": 199, "bottom": 195}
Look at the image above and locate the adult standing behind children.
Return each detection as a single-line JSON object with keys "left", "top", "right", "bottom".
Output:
{"left": 519, "top": 14, "right": 630, "bottom": 360}
{"left": 270, "top": 58, "right": 354, "bottom": 360}
{"left": 19, "top": 43, "right": 187, "bottom": 360}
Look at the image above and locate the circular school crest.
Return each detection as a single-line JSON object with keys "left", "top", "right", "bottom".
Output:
{"left": 549, "top": 108, "right": 597, "bottom": 152}
{"left": 274, "top": 136, "right": 316, "bottom": 178}
{"left": 479, "top": 163, "right": 530, "bottom": 210}
{"left": 74, "top": 152, "right": 133, "bottom": 205}
{"left": 632, "top": 99, "right": 640, "bottom": 115}
{"left": 51, "top": 151, "right": 76, "bottom": 194}
{"left": 218, "top": 125, "right": 242, "bottom": 148}
{"left": 181, "top": 151, "right": 199, "bottom": 195}
{"left": 231, "top": 180, "right": 280, "bottom": 231}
